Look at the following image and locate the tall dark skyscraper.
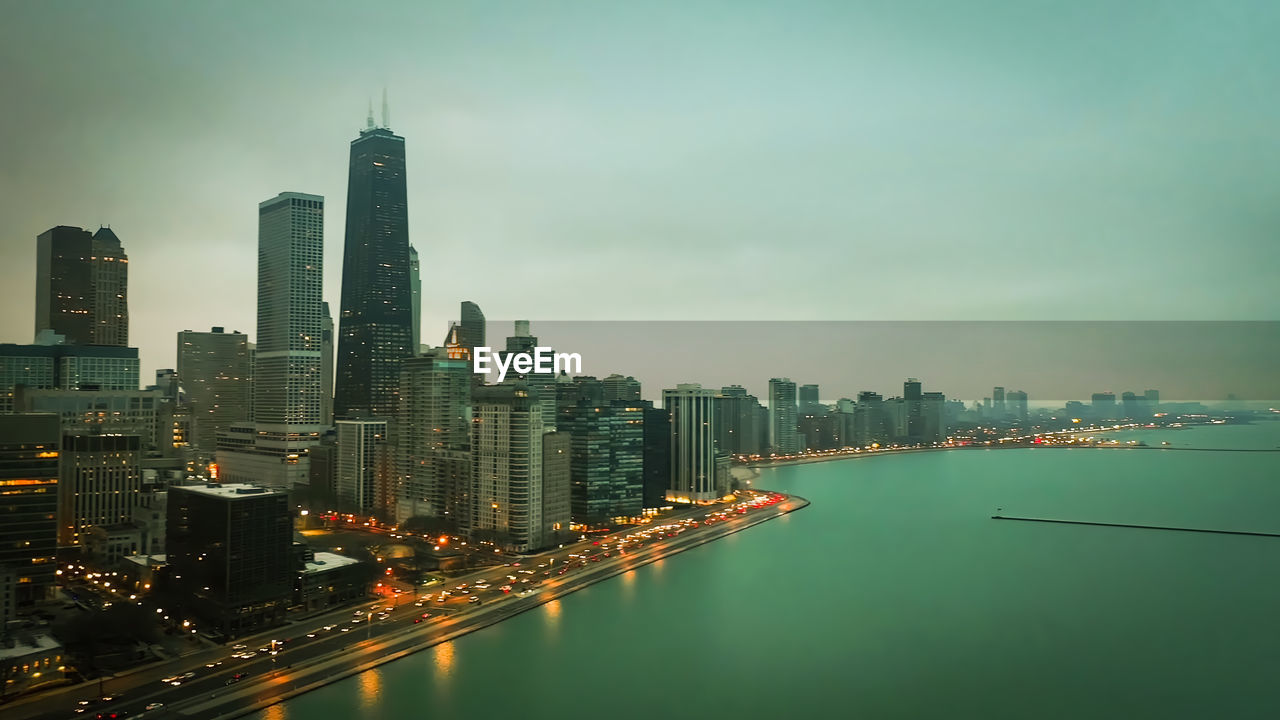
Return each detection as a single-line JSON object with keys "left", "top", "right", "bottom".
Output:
{"left": 34, "top": 226, "right": 129, "bottom": 346}
{"left": 335, "top": 110, "right": 412, "bottom": 420}
{"left": 459, "top": 300, "right": 485, "bottom": 352}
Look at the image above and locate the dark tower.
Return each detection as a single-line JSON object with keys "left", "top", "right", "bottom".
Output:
{"left": 459, "top": 300, "right": 485, "bottom": 352}
{"left": 35, "top": 226, "right": 94, "bottom": 344}
{"left": 335, "top": 108, "right": 412, "bottom": 419}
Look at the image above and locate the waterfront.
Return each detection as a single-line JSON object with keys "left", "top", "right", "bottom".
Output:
{"left": 253, "top": 423, "right": 1280, "bottom": 719}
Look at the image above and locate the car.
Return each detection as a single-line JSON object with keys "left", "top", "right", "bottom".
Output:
{"left": 413, "top": 601, "right": 424, "bottom": 607}
{"left": 306, "top": 632, "right": 317, "bottom": 638}
{"left": 256, "top": 647, "right": 271, "bottom": 653}
{"left": 160, "top": 675, "right": 179, "bottom": 684}
{"left": 340, "top": 627, "right": 351, "bottom": 632}
{"left": 376, "top": 612, "right": 389, "bottom": 620}
{"left": 232, "top": 644, "right": 247, "bottom": 650}
{"left": 421, "top": 612, "right": 429, "bottom": 618}
{"left": 323, "top": 624, "right": 336, "bottom": 631}
{"left": 468, "top": 596, "right": 481, "bottom": 604}
{"left": 353, "top": 610, "right": 364, "bottom": 616}
{"left": 413, "top": 618, "right": 422, "bottom": 624}
{"left": 501, "top": 585, "right": 512, "bottom": 592}
{"left": 146, "top": 703, "right": 164, "bottom": 711}
{"left": 205, "top": 661, "right": 223, "bottom": 668}
{"left": 351, "top": 618, "right": 363, "bottom": 624}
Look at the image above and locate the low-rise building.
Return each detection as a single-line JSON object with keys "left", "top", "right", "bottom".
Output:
{"left": 295, "top": 551, "right": 367, "bottom": 612}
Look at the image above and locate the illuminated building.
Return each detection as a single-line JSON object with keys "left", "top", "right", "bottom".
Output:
{"left": 336, "top": 420, "right": 389, "bottom": 515}
{"left": 0, "top": 414, "right": 60, "bottom": 607}
{"left": 335, "top": 111, "right": 413, "bottom": 420}
{"left": 165, "top": 483, "right": 292, "bottom": 638}
{"left": 177, "top": 327, "right": 251, "bottom": 454}
{"left": 472, "top": 383, "right": 545, "bottom": 552}
{"left": 216, "top": 193, "right": 325, "bottom": 489}
{"left": 562, "top": 399, "right": 644, "bottom": 524}
{"left": 664, "top": 383, "right": 722, "bottom": 503}
{"left": 396, "top": 349, "right": 471, "bottom": 525}
{"left": 34, "top": 225, "right": 128, "bottom": 347}
{"left": 57, "top": 434, "right": 141, "bottom": 546}
{"left": 541, "top": 430, "right": 573, "bottom": 545}
{"left": 713, "top": 385, "right": 767, "bottom": 456}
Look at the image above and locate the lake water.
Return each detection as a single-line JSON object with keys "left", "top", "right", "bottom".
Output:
{"left": 256, "top": 421, "right": 1280, "bottom": 720}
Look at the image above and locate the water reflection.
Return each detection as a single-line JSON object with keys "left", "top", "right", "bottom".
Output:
{"left": 358, "top": 668, "right": 381, "bottom": 709}
{"left": 261, "top": 704, "right": 287, "bottom": 720}
{"left": 433, "top": 640, "right": 456, "bottom": 677}
{"left": 543, "top": 598, "right": 562, "bottom": 630}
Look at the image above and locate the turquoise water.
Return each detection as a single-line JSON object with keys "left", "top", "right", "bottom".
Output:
{"left": 258, "top": 423, "right": 1280, "bottom": 720}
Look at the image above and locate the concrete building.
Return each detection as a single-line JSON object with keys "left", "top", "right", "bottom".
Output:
{"left": 601, "top": 374, "right": 642, "bottom": 403}
{"left": 664, "top": 384, "right": 721, "bottom": 504}
{"left": 165, "top": 483, "right": 293, "bottom": 638}
{"left": 396, "top": 349, "right": 472, "bottom": 526}
{"left": 217, "top": 193, "right": 325, "bottom": 489}
{"left": 1, "top": 343, "right": 140, "bottom": 413}
{"left": 177, "top": 327, "right": 252, "bottom": 455}
{"left": 471, "top": 384, "right": 545, "bottom": 553}
{"left": 562, "top": 400, "right": 644, "bottom": 526}
{"left": 58, "top": 434, "right": 141, "bottom": 546}
{"left": 336, "top": 420, "right": 389, "bottom": 516}
{"left": 541, "top": 430, "right": 572, "bottom": 546}
{"left": 295, "top": 551, "right": 368, "bottom": 612}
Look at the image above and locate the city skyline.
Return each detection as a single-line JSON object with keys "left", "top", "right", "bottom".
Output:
{"left": 2, "top": 2, "right": 1278, "bottom": 381}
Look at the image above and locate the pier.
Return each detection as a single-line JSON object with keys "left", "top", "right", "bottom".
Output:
{"left": 991, "top": 515, "right": 1280, "bottom": 538}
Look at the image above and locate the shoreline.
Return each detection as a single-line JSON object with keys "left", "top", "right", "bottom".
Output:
{"left": 194, "top": 492, "right": 810, "bottom": 720}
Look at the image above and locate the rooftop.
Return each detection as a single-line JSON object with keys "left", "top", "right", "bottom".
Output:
{"left": 175, "top": 483, "right": 285, "bottom": 500}
{"left": 303, "top": 551, "right": 360, "bottom": 574}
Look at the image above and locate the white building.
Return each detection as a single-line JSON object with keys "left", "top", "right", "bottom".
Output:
{"left": 218, "top": 193, "right": 325, "bottom": 489}
{"left": 336, "top": 419, "right": 388, "bottom": 514}
{"left": 471, "top": 384, "right": 544, "bottom": 553}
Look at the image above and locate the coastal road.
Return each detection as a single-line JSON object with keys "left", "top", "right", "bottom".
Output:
{"left": 20, "top": 490, "right": 805, "bottom": 720}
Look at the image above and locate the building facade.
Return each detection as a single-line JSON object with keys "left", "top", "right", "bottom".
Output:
{"left": 0, "top": 414, "right": 60, "bottom": 607}
{"left": 57, "top": 434, "right": 141, "bottom": 546}
{"left": 176, "top": 327, "right": 252, "bottom": 454}
{"left": 768, "top": 378, "right": 800, "bottom": 455}
{"left": 471, "top": 384, "right": 545, "bottom": 553}
{"left": 664, "top": 384, "right": 721, "bottom": 504}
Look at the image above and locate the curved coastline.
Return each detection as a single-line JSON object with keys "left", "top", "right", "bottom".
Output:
{"left": 194, "top": 493, "right": 810, "bottom": 720}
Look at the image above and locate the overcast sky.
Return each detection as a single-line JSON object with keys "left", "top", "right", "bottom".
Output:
{"left": 1, "top": 1, "right": 1276, "bottom": 387}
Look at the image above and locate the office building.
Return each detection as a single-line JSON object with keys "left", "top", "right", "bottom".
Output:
{"left": 322, "top": 302, "right": 334, "bottom": 426}
{"left": 165, "top": 483, "right": 293, "bottom": 638}
{"left": 0, "top": 414, "right": 60, "bottom": 607}
{"left": 472, "top": 384, "right": 545, "bottom": 552}
{"left": 1007, "top": 390, "right": 1029, "bottom": 421}
{"left": 993, "top": 386, "right": 1006, "bottom": 415}
{"left": 177, "top": 327, "right": 252, "bottom": 454}
{"left": 563, "top": 400, "right": 644, "bottom": 525}
{"left": 409, "top": 245, "right": 421, "bottom": 352}
{"left": 1092, "top": 392, "right": 1118, "bottom": 420}
{"left": 713, "top": 386, "right": 767, "bottom": 456}
{"left": 904, "top": 378, "right": 924, "bottom": 443}
{"left": 34, "top": 226, "right": 129, "bottom": 347}
{"left": 641, "top": 402, "right": 671, "bottom": 509}
{"left": 58, "top": 434, "right": 141, "bottom": 546}
{"left": 216, "top": 193, "right": 325, "bottom": 489}
{"left": 921, "top": 391, "right": 947, "bottom": 443}
{"left": 664, "top": 383, "right": 722, "bottom": 504}
{"left": 13, "top": 387, "right": 168, "bottom": 454}
{"left": 335, "top": 114, "right": 413, "bottom": 420}
{"left": 799, "top": 384, "right": 821, "bottom": 414}
{"left": 768, "top": 378, "right": 800, "bottom": 455}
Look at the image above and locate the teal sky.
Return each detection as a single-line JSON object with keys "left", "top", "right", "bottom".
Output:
{"left": 0, "top": 1, "right": 1277, "bottom": 377}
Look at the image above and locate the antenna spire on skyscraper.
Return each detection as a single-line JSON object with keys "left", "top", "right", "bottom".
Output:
{"left": 366, "top": 99, "right": 375, "bottom": 130}
{"left": 382, "top": 87, "right": 390, "bottom": 130}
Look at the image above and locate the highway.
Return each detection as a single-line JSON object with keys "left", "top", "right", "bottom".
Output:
{"left": 16, "top": 490, "right": 806, "bottom": 720}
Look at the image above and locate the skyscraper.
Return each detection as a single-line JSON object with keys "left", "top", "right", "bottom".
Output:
{"left": 409, "top": 245, "right": 421, "bottom": 352}
{"left": 34, "top": 226, "right": 129, "bottom": 347}
{"left": 905, "top": 378, "right": 924, "bottom": 443}
{"left": 58, "top": 434, "right": 141, "bottom": 546}
{"left": 664, "top": 383, "right": 722, "bottom": 503}
{"left": 472, "top": 383, "right": 545, "bottom": 552}
{"left": 335, "top": 115, "right": 413, "bottom": 420}
{"left": 993, "top": 386, "right": 1006, "bottom": 416}
{"left": 177, "top": 327, "right": 252, "bottom": 454}
{"left": 216, "top": 193, "right": 324, "bottom": 489}
{"left": 459, "top": 301, "right": 485, "bottom": 353}
{"left": 601, "top": 374, "right": 642, "bottom": 403}
{"left": 336, "top": 419, "right": 389, "bottom": 514}
{"left": 799, "top": 384, "right": 821, "bottom": 414}
{"left": 396, "top": 349, "right": 472, "bottom": 526}
{"left": 768, "top": 378, "right": 800, "bottom": 455}
{"left": 321, "top": 302, "right": 334, "bottom": 425}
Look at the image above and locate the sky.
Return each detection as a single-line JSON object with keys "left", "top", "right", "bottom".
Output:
{"left": 1, "top": 1, "right": 1277, "bottom": 393}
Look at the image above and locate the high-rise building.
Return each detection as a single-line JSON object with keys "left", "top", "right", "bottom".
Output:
{"left": 1007, "top": 390, "right": 1029, "bottom": 420}
{"left": 851, "top": 391, "right": 887, "bottom": 448}
{"left": 335, "top": 116, "right": 413, "bottom": 420}
{"left": 217, "top": 193, "right": 325, "bottom": 489}
{"left": 664, "top": 384, "right": 722, "bottom": 504}
{"left": 459, "top": 301, "right": 485, "bottom": 354}
{"left": 904, "top": 378, "right": 924, "bottom": 443}
{"left": 58, "top": 434, "right": 141, "bottom": 546}
{"left": 472, "top": 383, "right": 545, "bottom": 552}
{"left": 321, "top": 302, "right": 334, "bottom": 426}
{"left": 640, "top": 401, "right": 671, "bottom": 509}
{"left": 1143, "top": 389, "right": 1159, "bottom": 407}
{"left": 714, "top": 385, "right": 767, "bottom": 456}
{"left": 0, "top": 414, "right": 60, "bottom": 607}
{"left": 165, "top": 483, "right": 292, "bottom": 638}
{"left": 88, "top": 227, "right": 128, "bottom": 347}
{"left": 396, "top": 349, "right": 472, "bottom": 526}
{"left": 768, "top": 378, "right": 800, "bottom": 455}
{"left": 34, "top": 226, "right": 129, "bottom": 347}
{"left": 2, "top": 343, "right": 141, "bottom": 414}
{"left": 336, "top": 420, "right": 389, "bottom": 515}
{"left": 601, "top": 374, "right": 642, "bottom": 403}
{"left": 409, "top": 246, "right": 421, "bottom": 352}
{"left": 799, "top": 384, "right": 821, "bottom": 414}
{"left": 177, "top": 327, "right": 252, "bottom": 454}
{"left": 562, "top": 400, "right": 644, "bottom": 525}
{"left": 14, "top": 387, "right": 168, "bottom": 453}
{"left": 1091, "top": 392, "right": 1117, "bottom": 420}
{"left": 541, "top": 430, "right": 572, "bottom": 546}
{"left": 993, "top": 386, "right": 1006, "bottom": 415}
{"left": 921, "top": 391, "right": 947, "bottom": 443}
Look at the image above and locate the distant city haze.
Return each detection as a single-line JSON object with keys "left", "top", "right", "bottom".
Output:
{"left": 1, "top": 2, "right": 1277, "bottom": 378}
